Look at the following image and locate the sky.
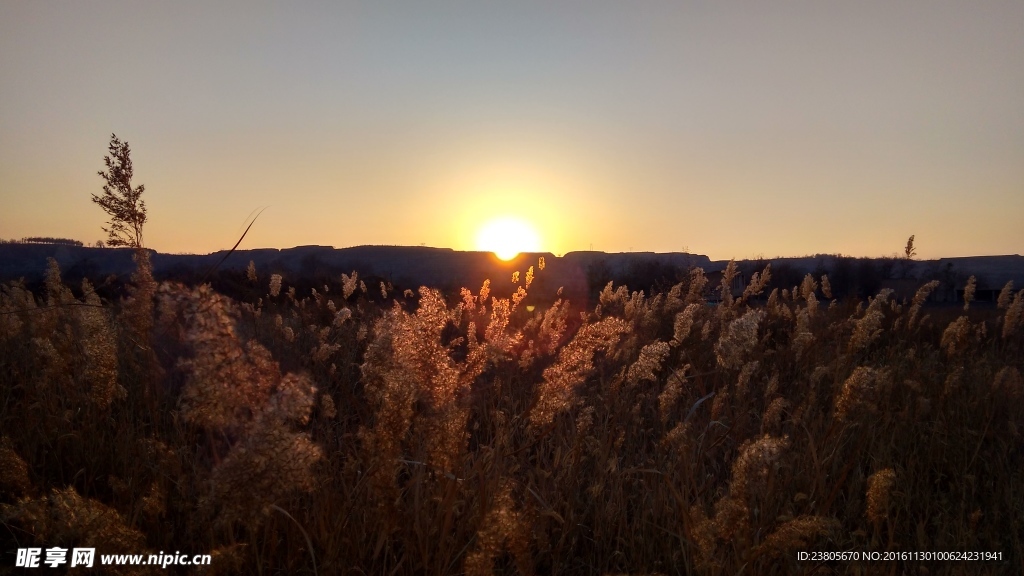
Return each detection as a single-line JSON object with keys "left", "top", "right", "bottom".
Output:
{"left": 1, "top": 1, "right": 1022, "bottom": 260}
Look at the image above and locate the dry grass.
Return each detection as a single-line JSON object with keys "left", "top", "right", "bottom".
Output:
{"left": 1, "top": 258, "right": 1022, "bottom": 575}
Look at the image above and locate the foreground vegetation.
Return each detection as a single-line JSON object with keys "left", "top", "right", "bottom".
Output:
{"left": 2, "top": 255, "right": 1022, "bottom": 575}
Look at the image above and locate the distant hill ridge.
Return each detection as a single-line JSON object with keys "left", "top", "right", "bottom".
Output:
{"left": 0, "top": 243, "right": 710, "bottom": 300}
{"left": 1, "top": 243, "right": 1021, "bottom": 302}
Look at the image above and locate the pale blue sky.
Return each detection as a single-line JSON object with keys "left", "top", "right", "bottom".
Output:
{"left": 1, "top": 1, "right": 1021, "bottom": 259}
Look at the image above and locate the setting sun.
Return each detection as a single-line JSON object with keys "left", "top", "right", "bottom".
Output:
{"left": 475, "top": 216, "right": 541, "bottom": 261}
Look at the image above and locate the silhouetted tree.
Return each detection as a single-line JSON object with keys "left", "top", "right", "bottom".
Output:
{"left": 904, "top": 235, "right": 917, "bottom": 260}
{"left": 93, "top": 134, "right": 147, "bottom": 248}
{"left": 94, "top": 134, "right": 155, "bottom": 352}
{"left": 899, "top": 235, "right": 918, "bottom": 279}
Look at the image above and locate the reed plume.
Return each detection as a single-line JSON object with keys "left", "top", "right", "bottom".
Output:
{"left": 715, "top": 309, "right": 764, "bottom": 369}
{"left": 530, "top": 317, "right": 630, "bottom": 428}
{"left": 865, "top": 468, "right": 896, "bottom": 525}
{"left": 849, "top": 289, "right": 893, "bottom": 352}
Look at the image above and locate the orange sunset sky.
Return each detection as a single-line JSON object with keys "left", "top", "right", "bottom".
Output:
{"left": 1, "top": 2, "right": 1022, "bottom": 261}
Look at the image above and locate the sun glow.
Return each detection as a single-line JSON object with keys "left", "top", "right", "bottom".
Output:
{"left": 476, "top": 217, "right": 541, "bottom": 261}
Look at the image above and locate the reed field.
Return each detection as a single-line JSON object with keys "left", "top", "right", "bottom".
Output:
{"left": 5, "top": 0, "right": 1024, "bottom": 572}
{"left": 2, "top": 253, "right": 1023, "bottom": 575}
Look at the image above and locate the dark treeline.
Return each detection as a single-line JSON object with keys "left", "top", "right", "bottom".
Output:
{"left": 585, "top": 254, "right": 979, "bottom": 305}
{"left": 2, "top": 237, "right": 85, "bottom": 247}
{"left": 749, "top": 255, "right": 970, "bottom": 303}
{"left": 586, "top": 258, "right": 689, "bottom": 298}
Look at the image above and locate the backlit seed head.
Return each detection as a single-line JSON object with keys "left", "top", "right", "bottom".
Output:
{"left": 865, "top": 468, "right": 896, "bottom": 524}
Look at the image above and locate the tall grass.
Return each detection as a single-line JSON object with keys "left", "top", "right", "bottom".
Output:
{"left": 1, "top": 257, "right": 1022, "bottom": 574}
